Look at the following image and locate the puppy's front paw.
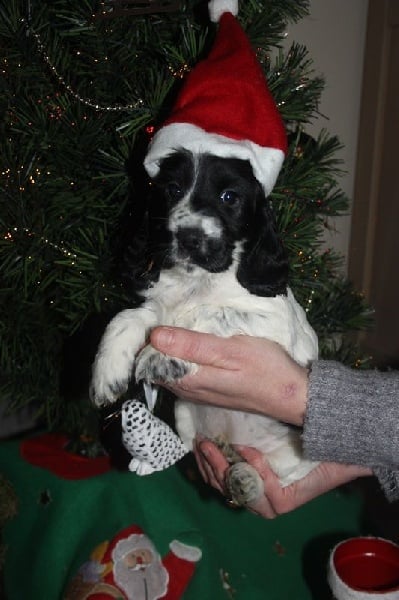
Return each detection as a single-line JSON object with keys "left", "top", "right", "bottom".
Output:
{"left": 90, "top": 350, "right": 133, "bottom": 407}
{"left": 135, "top": 345, "right": 197, "bottom": 384}
{"left": 225, "top": 462, "right": 264, "bottom": 507}
{"left": 90, "top": 307, "right": 158, "bottom": 406}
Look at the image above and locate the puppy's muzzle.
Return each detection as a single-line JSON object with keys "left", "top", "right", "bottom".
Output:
{"left": 176, "top": 227, "right": 200, "bottom": 257}
{"left": 174, "top": 224, "right": 231, "bottom": 273}
{"left": 175, "top": 226, "right": 225, "bottom": 263}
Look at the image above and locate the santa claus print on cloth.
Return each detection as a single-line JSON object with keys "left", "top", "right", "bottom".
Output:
{"left": 64, "top": 524, "right": 202, "bottom": 600}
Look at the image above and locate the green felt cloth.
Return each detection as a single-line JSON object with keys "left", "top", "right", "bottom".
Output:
{"left": 0, "top": 436, "right": 367, "bottom": 599}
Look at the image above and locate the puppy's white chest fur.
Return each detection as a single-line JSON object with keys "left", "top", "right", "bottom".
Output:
{"left": 145, "top": 263, "right": 315, "bottom": 357}
{"left": 139, "top": 263, "right": 318, "bottom": 486}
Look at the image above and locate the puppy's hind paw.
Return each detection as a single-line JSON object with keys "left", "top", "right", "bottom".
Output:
{"left": 225, "top": 462, "right": 264, "bottom": 507}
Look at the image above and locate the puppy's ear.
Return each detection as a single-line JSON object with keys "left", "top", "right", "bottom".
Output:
{"left": 237, "top": 197, "right": 289, "bottom": 297}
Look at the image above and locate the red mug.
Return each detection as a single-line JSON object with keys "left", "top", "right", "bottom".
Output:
{"left": 328, "top": 537, "right": 399, "bottom": 599}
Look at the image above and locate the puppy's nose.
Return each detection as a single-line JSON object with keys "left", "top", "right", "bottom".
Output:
{"left": 176, "top": 228, "right": 200, "bottom": 253}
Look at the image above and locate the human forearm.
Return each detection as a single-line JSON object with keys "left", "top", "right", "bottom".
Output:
{"left": 303, "top": 360, "right": 399, "bottom": 501}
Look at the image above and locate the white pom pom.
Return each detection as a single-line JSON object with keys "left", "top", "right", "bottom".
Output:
{"left": 208, "top": 0, "right": 238, "bottom": 23}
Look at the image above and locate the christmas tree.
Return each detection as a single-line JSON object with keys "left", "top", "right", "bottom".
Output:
{"left": 0, "top": 0, "right": 372, "bottom": 442}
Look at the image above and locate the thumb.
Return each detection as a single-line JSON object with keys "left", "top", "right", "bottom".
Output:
{"left": 150, "top": 327, "right": 229, "bottom": 367}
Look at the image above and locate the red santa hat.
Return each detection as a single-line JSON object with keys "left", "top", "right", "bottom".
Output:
{"left": 144, "top": 0, "right": 287, "bottom": 196}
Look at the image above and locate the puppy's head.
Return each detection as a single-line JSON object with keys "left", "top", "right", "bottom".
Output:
{"left": 152, "top": 150, "right": 288, "bottom": 296}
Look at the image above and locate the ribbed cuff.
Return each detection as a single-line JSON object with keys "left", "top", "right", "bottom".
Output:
{"left": 374, "top": 467, "right": 399, "bottom": 502}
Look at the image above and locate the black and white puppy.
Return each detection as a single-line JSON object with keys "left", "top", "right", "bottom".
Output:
{"left": 91, "top": 149, "right": 318, "bottom": 506}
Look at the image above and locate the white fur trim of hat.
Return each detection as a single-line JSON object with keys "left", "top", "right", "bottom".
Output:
{"left": 144, "top": 123, "right": 284, "bottom": 198}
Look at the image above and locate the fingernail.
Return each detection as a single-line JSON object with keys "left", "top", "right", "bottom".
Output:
{"left": 199, "top": 441, "right": 210, "bottom": 458}
{"left": 153, "top": 327, "right": 174, "bottom": 349}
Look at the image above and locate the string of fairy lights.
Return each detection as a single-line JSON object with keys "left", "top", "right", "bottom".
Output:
{"left": 20, "top": 17, "right": 145, "bottom": 113}
{"left": 5, "top": 227, "right": 78, "bottom": 263}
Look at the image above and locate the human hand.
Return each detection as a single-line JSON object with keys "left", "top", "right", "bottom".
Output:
{"left": 150, "top": 327, "right": 308, "bottom": 426}
{"left": 194, "top": 438, "right": 372, "bottom": 518}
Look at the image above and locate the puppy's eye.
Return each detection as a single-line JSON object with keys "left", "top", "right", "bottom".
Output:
{"left": 220, "top": 189, "right": 240, "bottom": 205}
{"left": 165, "top": 182, "right": 184, "bottom": 200}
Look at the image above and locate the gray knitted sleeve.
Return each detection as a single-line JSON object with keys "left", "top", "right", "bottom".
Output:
{"left": 303, "top": 360, "right": 399, "bottom": 501}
